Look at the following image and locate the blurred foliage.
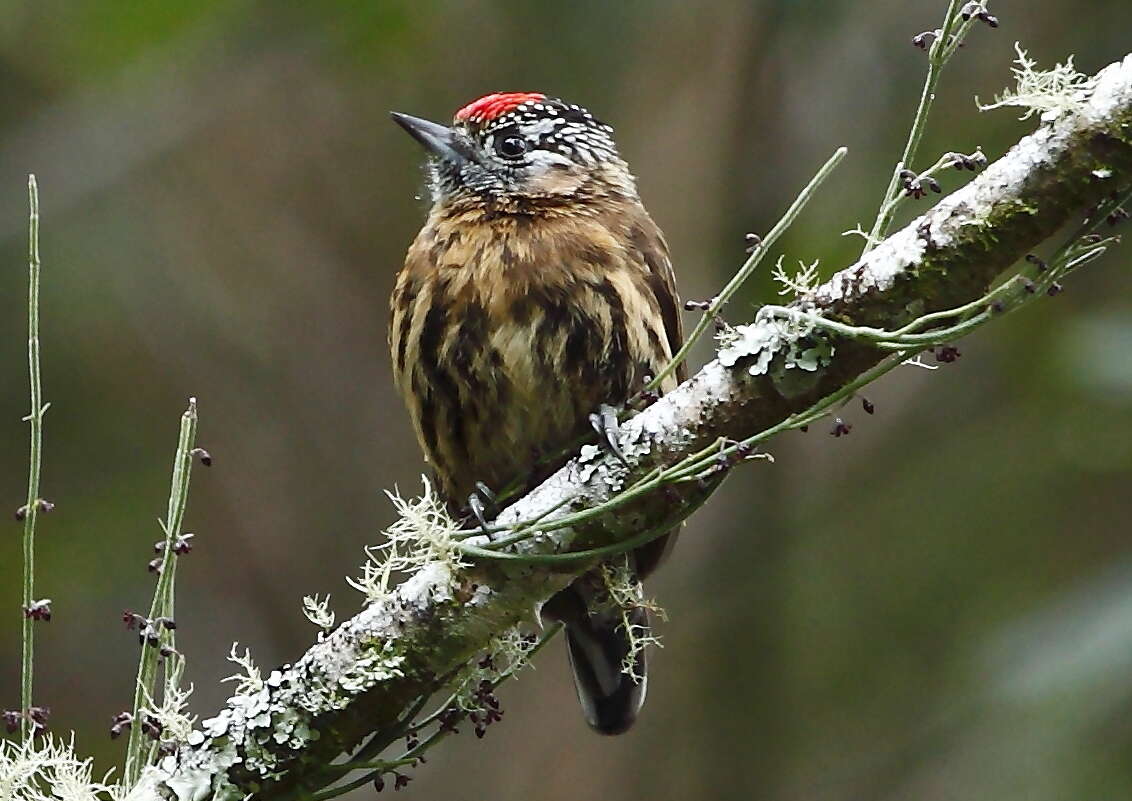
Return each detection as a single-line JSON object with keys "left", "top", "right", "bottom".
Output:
{"left": 0, "top": 1, "right": 1129, "bottom": 799}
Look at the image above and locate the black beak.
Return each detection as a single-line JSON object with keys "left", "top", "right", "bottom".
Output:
{"left": 390, "top": 112, "right": 468, "bottom": 165}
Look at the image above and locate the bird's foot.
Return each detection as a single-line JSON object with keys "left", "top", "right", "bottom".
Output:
{"left": 589, "top": 403, "right": 630, "bottom": 467}
{"left": 465, "top": 481, "right": 497, "bottom": 535}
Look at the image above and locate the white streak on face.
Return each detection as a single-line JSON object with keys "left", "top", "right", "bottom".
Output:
{"left": 527, "top": 150, "right": 574, "bottom": 172}
{"left": 522, "top": 117, "right": 561, "bottom": 137}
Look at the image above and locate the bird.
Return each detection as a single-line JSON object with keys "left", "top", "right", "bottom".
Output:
{"left": 389, "top": 92, "right": 685, "bottom": 734}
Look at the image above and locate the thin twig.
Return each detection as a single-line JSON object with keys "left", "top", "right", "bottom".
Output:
{"left": 648, "top": 146, "right": 848, "bottom": 390}
{"left": 124, "top": 399, "right": 199, "bottom": 785}
{"left": 20, "top": 175, "right": 45, "bottom": 744}
{"left": 862, "top": 0, "right": 968, "bottom": 254}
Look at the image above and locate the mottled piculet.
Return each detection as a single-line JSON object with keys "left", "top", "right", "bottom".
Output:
{"left": 389, "top": 92, "right": 685, "bottom": 734}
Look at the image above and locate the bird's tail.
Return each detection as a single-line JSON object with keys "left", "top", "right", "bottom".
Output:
{"left": 545, "top": 580, "right": 649, "bottom": 735}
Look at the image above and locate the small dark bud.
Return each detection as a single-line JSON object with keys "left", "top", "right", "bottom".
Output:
{"left": 141, "top": 624, "right": 161, "bottom": 647}
{"left": 172, "top": 534, "right": 194, "bottom": 555}
{"left": 36, "top": 499, "right": 54, "bottom": 514}
{"left": 123, "top": 610, "right": 145, "bottom": 630}
{"left": 926, "top": 177, "right": 942, "bottom": 193}
{"left": 1022, "top": 279, "right": 1036, "bottom": 294}
{"left": 934, "top": 345, "right": 962, "bottom": 363}
{"left": 799, "top": 425, "right": 809, "bottom": 433}
{"left": 15, "top": 505, "right": 28, "bottom": 522}
{"left": 147, "top": 557, "right": 163, "bottom": 574}
{"left": 979, "top": 11, "right": 1000, "bottom": 27}
{"left": 24, "top": 599, "right": 52, "bottom": 622}
{"left": 862, "top": 397, "right": 875, "bottom": 415}
{"left": 1024, "top": 253, "right": 1048, "bottom": 271}
{"left": 744, "top": 233, "right": 762, "bottom": 253}
{"left": 2, "top": 709, "right": 22, "bottom": 734}
{"left": 912, "top": 31, "right": 934, "bottom": 49}
{"left": 394, "top": 773, "right": 411, "bottom": 790}
{"left": 153, "top": 541, "right": 165, "bottom": 553}
{"left": 141, "top": 714, "right": 164, "bottom": 740}
{"left": 190, "top": 447, "right": 212, "bottom": 467}
{"left": 991, "top": 301, "right": 1005, "bottom": 313}
{"left": 374, "top": 775, "right": 385, "bottom": 792}
{"left": 830, "top": 419, "right": 852, "bottom": 438}
{"left": 1047, "top": 282, "right": 1063, "bottom": 296}
{"left": 683, "top": 299, "right": 711, "bottom": 311}
{"left": 1082, "top": 233, "right": 1103, "bottom": 244}
{"left": 1108, "top": 207, "right": 1129, "bottom": 226}
{"left": 438, "top": 708, "right": 463, "bottom": 734}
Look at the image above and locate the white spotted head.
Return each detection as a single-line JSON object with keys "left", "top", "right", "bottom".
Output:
{"left": 391, "top": 92, "right": 635, "bottom": 206}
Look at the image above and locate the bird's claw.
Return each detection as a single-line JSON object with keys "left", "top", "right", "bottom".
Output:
{"left": 589, "top": 403, "right": 630, "bottom": 467}
{"left": 467, "top": 483, "right": 496, "bottom": 535}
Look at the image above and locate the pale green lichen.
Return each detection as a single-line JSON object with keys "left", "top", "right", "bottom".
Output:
{"left": 348, "top": 477, "right": 469, "bottom": 603}
{"left": 0, "top": 735, "right": 118, "bottom": 801}
{"left": 454, "top": 625, "right": 540, "bottom": 711}
{"left": 772, "top": 255, "right": 822, "bottom": 299}
{"left": 302, "top": 594, "right": 336, "bottom": 636}
{"left": 220, "top": 644, "right": 262, "bottom": 696}
{"left": 718, "top": 306, "right": 835, "bottom": 379}
{"left": 143, "top": 683, "right": 196, "bottom": 746}
{"left": 600, "top": 559, "right": 666, "bottom": 682}
{"left": 977, "top": 42, "right": 1094, "bottom": 120}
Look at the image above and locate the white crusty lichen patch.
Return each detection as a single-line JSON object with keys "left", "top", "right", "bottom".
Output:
{"left": 141, "top": 555, "right": 464, "bottom": 800}
{"left": 716, "top": 303, "right": 834, "bottom": 379}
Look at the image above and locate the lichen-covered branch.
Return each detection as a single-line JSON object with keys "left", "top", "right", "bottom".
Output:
{"left": 130, "top": 52, "right": 1132, "bottom": 801}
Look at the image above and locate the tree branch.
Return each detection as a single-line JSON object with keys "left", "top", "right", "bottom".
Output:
{"left": 131, "top": 52, "right": 1132, "bottom": 801}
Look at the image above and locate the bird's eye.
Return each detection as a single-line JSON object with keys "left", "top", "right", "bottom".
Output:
{"left": 495, "top": 135, "right": 528, "bottom": 159}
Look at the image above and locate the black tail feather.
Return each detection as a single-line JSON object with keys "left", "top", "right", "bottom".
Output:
{"left": 545, "top": 583, "right": 648, "bottom": 735}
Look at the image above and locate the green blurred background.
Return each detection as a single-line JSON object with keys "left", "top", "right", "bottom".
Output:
{"left": 1, "top": 1, "right": 1130, "bottom": 798}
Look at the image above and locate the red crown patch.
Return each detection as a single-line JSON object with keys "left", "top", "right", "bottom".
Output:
{"left": 455, "top": 92, "right": 547, "bottom": 124}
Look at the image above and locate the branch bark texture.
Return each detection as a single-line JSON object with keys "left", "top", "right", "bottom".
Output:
{"left": 134, "top": 53, "right": 1132, "bottom": 801}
